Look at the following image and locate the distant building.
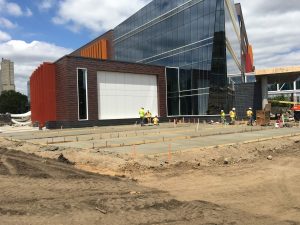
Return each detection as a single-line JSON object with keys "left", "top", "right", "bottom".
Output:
{"left": 0, "top": 58, "right": 15, "bottom": 93}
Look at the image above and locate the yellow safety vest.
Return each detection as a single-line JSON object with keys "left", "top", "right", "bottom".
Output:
{"left": 153, "top": 117, "right": 159, "bottom": 125}
{"left": 247, "top": 110, "right": 253, "bottom": 117}
{"left": 146, "top": 112, "right": 152, "bottom": 118}
{"left": 230, "top": 111, "right": 236, "bottom": 118}
{"left": 139, "top": 109, "right": 145, "bottom": 117}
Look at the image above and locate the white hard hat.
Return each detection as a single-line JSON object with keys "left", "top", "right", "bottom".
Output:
{"left": 232, "top": 108, "right": 236, "bottom": 111}
{"left": 249, "top": 107, "right": 252, "bottom": 110}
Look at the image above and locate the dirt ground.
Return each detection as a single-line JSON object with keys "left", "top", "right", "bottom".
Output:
{"left": 1, "top": 135, "right": 300, "bottom": 224}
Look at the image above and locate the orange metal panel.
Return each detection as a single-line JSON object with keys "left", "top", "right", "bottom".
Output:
{"left": 79, "top": 39, "right": 108, "bottom": 59}
{"left": 96, "top": 41, "right": 100, "bottom": 58}
{"left": 100, "top": 39, "right": 108, "bottom": 59}
{"left": 89, "top": 46, "right": 92, "bottom": 58}
{"left": 30, "top": 63, "right": 57, "bottom": 127}
{"left": 92, "top": 45, "right": 95, "bottom": 58}
{"left": 94, "top": 44, "right": 97, "bottom": 58}
{"left": 248, "top": 44, "right": 254, "bottom": 66}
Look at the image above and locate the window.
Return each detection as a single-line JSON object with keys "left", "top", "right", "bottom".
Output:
{"left": 77, "top": 68, "right": 88, "bottom": 120}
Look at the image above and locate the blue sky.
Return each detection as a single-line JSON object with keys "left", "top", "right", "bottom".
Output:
{"left": 0, "top": 0, "right": 300, "bottom": 94}
{"left": 0, "top": 0, "right": 107, "bottom": 49}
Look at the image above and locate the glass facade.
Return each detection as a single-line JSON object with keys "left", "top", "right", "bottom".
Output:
{"left": 113, "top": 0, "right": 243, "bottom": 116}
{"left": 77, "top": 68, "right": 88, "bottom": 120}
{"left": 268, "top": 78, "right": 300, "bottom": 104}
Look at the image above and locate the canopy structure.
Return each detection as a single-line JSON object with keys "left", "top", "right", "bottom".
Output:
{"left": 252, "top": 66, "right": 300, "bottom": 110}
{"left": 255, "top": 66, "right": 300, "bottom": 84}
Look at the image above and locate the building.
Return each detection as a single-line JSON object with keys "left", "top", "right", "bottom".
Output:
{"left": 30, "top": 0, "right": 254, "bottom": 128}
{"left": 0, "top": 58, "right": 15, "bottom": 93}
{"left": 255, "top": 66, "right": 300, "bottom": 106}
{"left": 30, "top": 58, "right": 166, "bottom": 128}
{"left": 269, "top": 79, "right": 300, "bottom": 103}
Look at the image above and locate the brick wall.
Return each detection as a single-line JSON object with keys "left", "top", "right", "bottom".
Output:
{"left": 55, "top": 56, "right": 166, "bottom": 123}
{"left": 235, "top": 82, "right": 262, "bottom": 119}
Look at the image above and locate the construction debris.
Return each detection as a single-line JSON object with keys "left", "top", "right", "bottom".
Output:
{"left": 57, "top": 154, "right": 74, "bottom": 165}
{"left": 40, "top": 146, "right": 59, "bottom": 151}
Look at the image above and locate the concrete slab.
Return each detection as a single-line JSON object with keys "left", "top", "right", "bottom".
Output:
{"left": 1, "top": 123, "right": 298, "bottom": 156}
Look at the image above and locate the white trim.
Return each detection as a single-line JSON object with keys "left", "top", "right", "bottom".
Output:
{"left": 140, "top": 39, "right": 213, "bottom": 64}
{"left": 269, "top": 90, "right": 300, "bottom": 94}
{"left": 97, "top": 74, "right": 101, "bottom": 120}
{"left": 77, "top": 68, "right": 89, "bottom": 121}
{"left": 178, "top": 87, "right": 210, "bottom": 92}
{"left": 138, "top": 37, "right": 213, "bottom": 64}
{"left": 180, "top": 92, "right": 209, "bottom": 97}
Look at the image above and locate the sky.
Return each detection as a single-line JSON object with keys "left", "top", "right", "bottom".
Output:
{"left": 0, "top": 0, "right": 299, "bottom": 94}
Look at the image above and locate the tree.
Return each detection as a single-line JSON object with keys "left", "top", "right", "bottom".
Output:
{"left": 0, "top": 90, "right": 28, "bottom": 114}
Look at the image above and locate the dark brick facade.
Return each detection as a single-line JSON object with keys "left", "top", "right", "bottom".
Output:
{"left": 54, "top": 56, "right": 166, "bottom": 125}
{"left": 235, "top": 82, "right": 262, "bottom": 119}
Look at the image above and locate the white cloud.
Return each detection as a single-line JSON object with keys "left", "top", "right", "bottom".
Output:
{"left": 0, "top": 0, "right": 33, "bottom": 17}
{"left": 0, "top": 40, "right": 72, "bottom": 94}
{"left": 53, "top": 0, "right": 150, "bottom": 32}
{"left": 236, "top": 0, "right": 300, "bottom": 69}
{"left": 0, "top": 17, "right": 16, "bottom": 29}
{"left": 25, "top": 8, "right": 33, "bottom": 17}
{"left": 38, "top": 0, "right": 56, "bottom": 11}
{"left": 0, "top": 30, "right": 11, "bottom": 42}
{"left": 6, "top": 2, "right": 22, "bottom": 16}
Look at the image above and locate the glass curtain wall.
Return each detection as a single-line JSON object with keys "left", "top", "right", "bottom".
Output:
{"left": 114, "top": 0, "right": 242, "bottom": 116}
{"left": 224, "top": 0, "right": 242, "bottom": 112}
{"left": 77, "top": 68, "right": 88, "bottom": 120}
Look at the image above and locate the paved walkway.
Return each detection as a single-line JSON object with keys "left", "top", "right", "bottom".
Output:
{"left": 101, "top": 127, "right": 300, "bottom": 155}
{"left": 1, "top": 123, "right": 298, "bottom": 156}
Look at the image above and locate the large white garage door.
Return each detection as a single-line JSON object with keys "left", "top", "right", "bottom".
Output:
{"left": 97, "top": 71, "right": 158, "bottom": 120}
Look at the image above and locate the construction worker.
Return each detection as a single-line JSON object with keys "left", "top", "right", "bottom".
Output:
{"left": 229, "top": 108, "right": 236, "bottom": 125}
{"left": 220, "top": 110, "right": 226, "bottom": 124}
{"left": 247, "top": 107, "right": 253, "bottom": 126}
{"left": 139, "top": 107, "right": 145, "bottom": 126}
{"left": 145, "top": 110, "right": 152, "bottom": 124}
{"left": 153, "top": 115, "right": 159, "bottom": 126}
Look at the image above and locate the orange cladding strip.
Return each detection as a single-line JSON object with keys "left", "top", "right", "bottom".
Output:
{"left": 100, "top": 39, "right": 108, "bottom": 59}
{"left": 248, "top": 44, "right": 254, "bottom": 66}
{"left": 80, "top": 39, "right": 108, "bottom": 59}
{"left": 30, "top": 63, "right": 56, "bottom": 127}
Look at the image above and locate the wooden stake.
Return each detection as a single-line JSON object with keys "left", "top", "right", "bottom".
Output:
{"left": 132, "top": 145, "right": 137, "bottom": 158}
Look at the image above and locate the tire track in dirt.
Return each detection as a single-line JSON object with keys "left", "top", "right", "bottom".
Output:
{"left": 0, "top": 150, "right": 17, "bottom": 175}
{"left": 1, "top": 147, "right": 300, "bottom": 225}
{"left": 271, "top": 159, "right": 300, "bottom": 220}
